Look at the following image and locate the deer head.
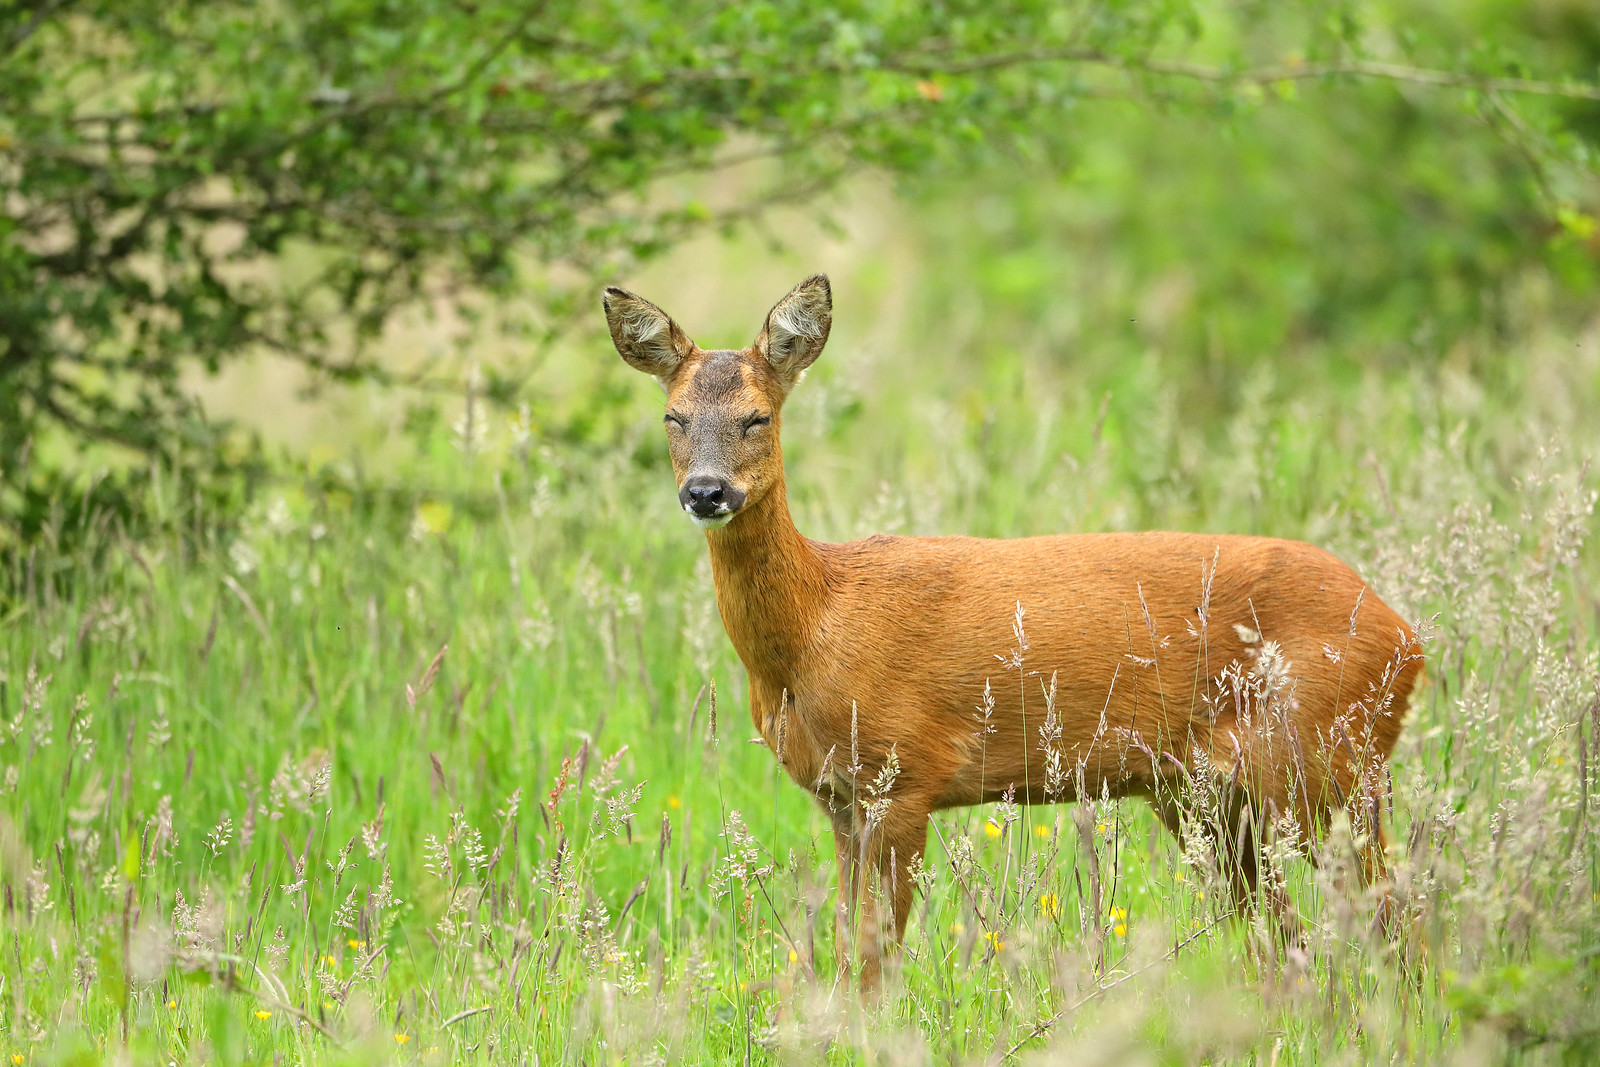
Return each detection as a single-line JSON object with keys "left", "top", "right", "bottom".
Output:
{"left": 602, "top": 274, "right": 832, "bottom": 529}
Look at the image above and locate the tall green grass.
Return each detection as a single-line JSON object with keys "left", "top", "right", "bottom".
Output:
{"left": 2, "top": 316, "right": 1597, "bottom": 1064}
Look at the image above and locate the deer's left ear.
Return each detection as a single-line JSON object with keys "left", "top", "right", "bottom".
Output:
{"left": 755, "top": 274, "right": 831, "bottom": 389}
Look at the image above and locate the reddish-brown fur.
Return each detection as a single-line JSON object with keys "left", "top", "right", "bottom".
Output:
{"left": 603, "top": 275, "right": 1424, "bottom": 989}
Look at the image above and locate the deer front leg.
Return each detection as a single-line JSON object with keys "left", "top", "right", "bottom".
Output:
{"left": 828, "top": 805, "right": 860, "bottom": 979}
{"left": 849, "top": 803, "right": 932, "bottom": 994}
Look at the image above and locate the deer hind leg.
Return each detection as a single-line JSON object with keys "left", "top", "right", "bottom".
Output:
{"left": 1205, "top": 788, "right": 1266, "bottom": 919}
{"left": 1350, "top": 779, "right": 1429, "bottom": 973}
{"left": 1151, "top": 784, "right": 1300, "bottom": 945}
{"left": 1300, "top": 752, "right": 1422, "bottom": 968}
{"left": 1343, "top": 767, "right": 1411, "bottom": 945}
{"left": 1231, "top": 795, "right": 1305, "bottom": 946}
{"left": 1149, "top": 778, "right": 1263, "bottom": 907}
{"left": 1348, "top": 774, "right": 1391, "bottom": 886}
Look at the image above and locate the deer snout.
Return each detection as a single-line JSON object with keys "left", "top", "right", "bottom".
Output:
{"left": 679, "top": 475, "right": 745, "bottom": 528}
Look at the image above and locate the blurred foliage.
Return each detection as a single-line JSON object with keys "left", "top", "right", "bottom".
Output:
{"left": 0, "top": 0, "right": 1597, "bottom": 550}
{"left": 896, "top": 4, "right": 1600, "bottom": 400}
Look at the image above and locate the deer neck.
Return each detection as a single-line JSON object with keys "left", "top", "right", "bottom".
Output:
{"left": 703, "top": 469, "right": 828, "bottom": 683}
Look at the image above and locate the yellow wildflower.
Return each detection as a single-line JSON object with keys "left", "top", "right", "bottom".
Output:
{"left": 1095, "top": 821, "right": 1108, "bottom": 834}
{"left": 12, "top": 1055, "right": 23, "bottom": 1066}
{"left": 1114, "top": 923, "right": 1127, "bottom": 937}
{"left": 254, "top": 1010, "right": 272, "bottom": 1021}
{"left": 949, "top": 922, "right": 965, "bottom": 936}
{"left": 982, "top": 931, "right": 1005, "bottom": 951}
{"left": 167, "top": 999, "right": 177, "bottom": 1009}
{"left": 1034, "top": 824, "right": 1051, "bottom": 839}
{"left": 347, "top": 939, "right": 366, "bottom": 950}
{"left": 1039, "top": 892, "right": 1061, "bottom": 919}
{"left": 788, "top": 949, "right": 798, "bottom": 963}
{"left": 415, "top": 500, "right": 452, "bottom": 534}
{"left": 984, "top": 820, "right": 1002, "bottom": 839}
{"left": 1109, "top": 906, "right": 1127, "bottom": 921}
{"left": 394, "top": 1035, "right": 410, "bottom": 1045}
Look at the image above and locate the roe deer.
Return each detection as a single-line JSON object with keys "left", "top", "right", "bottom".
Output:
{"left": 602, "top": 274, "right": 1424, "bottom": 989}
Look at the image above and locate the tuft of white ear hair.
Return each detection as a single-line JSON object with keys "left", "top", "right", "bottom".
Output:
{"left": 758, "top": 274, "right": 831, "bottom": 386}
{"left": 602, "top": 286, "right": 693, "bottom": 379}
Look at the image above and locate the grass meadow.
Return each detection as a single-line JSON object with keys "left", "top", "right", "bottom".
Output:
{"left": 3, "top": 226, "right": 1599, "bottom": 1064}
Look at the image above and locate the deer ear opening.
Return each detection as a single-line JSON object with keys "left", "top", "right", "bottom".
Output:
{"left": 602, "top": 286, "right": 694, "bottom": 379}
{"left": 756, "top": 274, "right": 831, "bottom": 388}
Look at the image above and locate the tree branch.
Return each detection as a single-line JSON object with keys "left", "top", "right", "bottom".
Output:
{"left": 884, "top": 48, "right": 1600, "bottom": 102}
{"left": 3, "top": 0, "right": 76, "bottom": 58}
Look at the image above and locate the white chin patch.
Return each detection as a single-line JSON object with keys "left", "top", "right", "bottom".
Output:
{"left": 689, "top": 512, "right": 734, "bottom": 530}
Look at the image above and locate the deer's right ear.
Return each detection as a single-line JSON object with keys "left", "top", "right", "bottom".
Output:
{"left": 602, "top": 287, "right": 693, "bottom": 379}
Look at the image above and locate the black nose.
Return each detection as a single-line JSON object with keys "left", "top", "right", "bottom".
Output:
{"left": 681, "top": 476, "right": 727, "bottom": 517}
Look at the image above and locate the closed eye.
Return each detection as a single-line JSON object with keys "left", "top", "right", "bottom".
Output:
{"left": 742, "top": 413, "right": 771, "bottom": 434}
{"left": 664, "top": 412, "right": 687, "bottom": 429}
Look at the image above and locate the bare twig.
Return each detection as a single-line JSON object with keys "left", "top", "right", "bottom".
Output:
{"left": 1004, "top": 914, "right": 1226, "bottom": 1057}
